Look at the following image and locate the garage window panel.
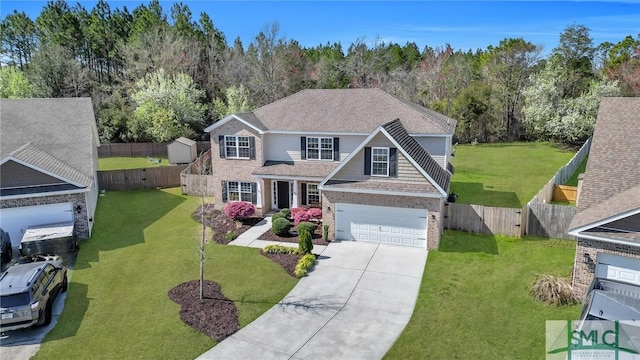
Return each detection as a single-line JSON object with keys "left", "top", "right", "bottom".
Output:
{"left": 371, "top": 147, "right": 389, "bottom": 176}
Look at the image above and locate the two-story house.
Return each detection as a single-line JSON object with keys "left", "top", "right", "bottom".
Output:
{"left": 205, "top": 88, "right": 456, "bottom": 249}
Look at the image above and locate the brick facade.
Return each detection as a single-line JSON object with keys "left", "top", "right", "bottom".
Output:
{"left": 209, "top": 119, "right": 263, "bottom": 215}
{"left": 0, "top": 192, "right": 90, "bottom": 239}
{"left": 322, "top": 191, "right": 443, "bottom": 249}
{"left": 572, "top": 238, "right": 640, "bottom": 298}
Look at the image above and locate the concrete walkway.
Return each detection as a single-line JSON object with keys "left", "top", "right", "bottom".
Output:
{"left": 198, "top": 241, "right": 427, "bottom": 360}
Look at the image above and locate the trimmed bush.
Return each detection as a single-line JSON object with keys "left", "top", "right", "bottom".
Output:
{"left": 293, "top": 210, "right": 311, "bottom": 225}
{"left": 224, "top": 202, "right": 256, "bottom": 221}
{"left": 263, "top": 244, "right": 301, "bottom": 255}
{"left": 307, "top": 208, "right": 322, "bottom": 219}
{"left": 298, "top": 228, "right": 314, "bottom": 254}
{"left": 323, "top": 224, "right": 329, "bottom": 242}
{"left": 272, "top": 217, "right": 291, "bottom": 236}
{"left": 280, "top": 208, "right": 291, "bottom": 218}
{"left": 271, "top": 212, "right": 286, "bottom": 221}
{"left": 294, "top": 254, "right": 316, "bottom": 277}
{"left": 297, "top": 221, "right": 315, "bottom": 235}
{"left": 530, "top": 275, "right": 578, "bottom": 305}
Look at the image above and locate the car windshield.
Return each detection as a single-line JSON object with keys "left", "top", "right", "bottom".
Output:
{"left": 1, "top": 293, "right": 31, "bottom": 308}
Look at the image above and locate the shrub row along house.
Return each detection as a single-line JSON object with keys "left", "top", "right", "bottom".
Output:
{"left": 0, "top": 98, "right": 100, "bottom": 247}
{"left": 205, "top": 88, "right": 456, "bottom": 249}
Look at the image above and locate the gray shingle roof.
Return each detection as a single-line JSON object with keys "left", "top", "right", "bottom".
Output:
{"left": 569, "top": 97, "right": 640, "bottom": 235}
{"left": 248, "top": 88, "right": 457, "bottom": 134}
{"left": 8, "top": 143, "right": 92, "bottom": 187}
{"left": 1, "top": 98, "right": 98, "bottom": 187}
{"left": 382, "top": 119, "right": 451, "bottom": 193}
{"left": 253, "top": 161, "right": 338, "bottom": 178}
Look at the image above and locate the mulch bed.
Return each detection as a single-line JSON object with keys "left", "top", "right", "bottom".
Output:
{"left": 192, "top": 204, "right": 263, "bottom": 244}
{"left": 260, "top": 251, "right": 302, "bottom": 277}
{"left": 258, "top": 225, "right": 330, "bottom": 246}
{"left": 168, "top": 280, "right": 239, "bottom": 342}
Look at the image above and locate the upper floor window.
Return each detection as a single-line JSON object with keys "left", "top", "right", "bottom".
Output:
{"left": 301, "top": 136, "right": 339, "bottom": 161}
{"left": 219, "top": 135, "right": 255, "bottom": 159}
{"left": 371, "top": 147, "right": 390, "bottom": 176}
{"left": 307, "top": 137, "right": 334, "bottom": 161}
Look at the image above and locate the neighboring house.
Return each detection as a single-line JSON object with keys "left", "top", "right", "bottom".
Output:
{"left": 0, "top": 98, "right": 100, "bottom": 247}
{"left": 168, "top": 137, "right": 197, "bottom": 164}
{"left": 205, "top": 88, "right": 456, "bottom": 249}
{"left": 568, "top": 97, "right": 640, "bottom": 298}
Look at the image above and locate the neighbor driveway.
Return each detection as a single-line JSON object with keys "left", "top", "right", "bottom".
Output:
{"left": 198, "top": 241, "right": 427, "bottom": 360}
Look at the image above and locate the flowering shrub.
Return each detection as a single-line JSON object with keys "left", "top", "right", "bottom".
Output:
{"left": 293, "top": 210, "right": 310, "bottom": 225}
{"left": 224, "top": 202, "right": 256, "bottom": 221}
{"left": 290, "top": 207, "right": 306, "bottom": 218}
{"left": 307, "top": 208, "right": 322, "bottom": 220}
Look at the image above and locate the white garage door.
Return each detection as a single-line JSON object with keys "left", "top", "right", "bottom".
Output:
{"left": 596, "top": 253, "right": 640, "bottom": 286}
{"left": 335, "top": 203, "right": 427, "bottom": 248}
{"left": 0, "top": 203, "right": 74, "bottom": 247}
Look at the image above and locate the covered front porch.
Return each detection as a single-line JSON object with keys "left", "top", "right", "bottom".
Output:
{"left": 253, "top": 160, "right": 337, "bottom": 212}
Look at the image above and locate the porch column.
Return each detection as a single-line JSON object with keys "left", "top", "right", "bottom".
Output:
{"left": 292, "top": 179, "right": 299, "bottom": 208}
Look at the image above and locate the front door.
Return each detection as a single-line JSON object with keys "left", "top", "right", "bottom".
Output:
{"left": 276, "top": 181, "right": 290, "bottom": 209}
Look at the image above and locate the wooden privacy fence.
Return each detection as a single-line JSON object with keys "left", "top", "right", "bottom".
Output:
{"left": 527, "top": 203, "right": 577, "bottom": 240}
{"left": 98, "top": 165, "right": 187, "bottom": 191}
{"left": 444, "top": 203, "right": 525, "bottom": 237}
{"left": 98, "top": 142, "right": 211, "bottom": 157}
{"left": 180, "top": 150, "right": 215, "bottom": 196}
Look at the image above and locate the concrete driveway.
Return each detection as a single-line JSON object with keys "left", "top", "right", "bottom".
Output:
{"left": 198, "top": 241, "right": 427, "bottom": 360}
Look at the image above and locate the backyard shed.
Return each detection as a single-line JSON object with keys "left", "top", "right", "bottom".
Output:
{"left": 168, "top": 137, "right": 197, "bottom": 164}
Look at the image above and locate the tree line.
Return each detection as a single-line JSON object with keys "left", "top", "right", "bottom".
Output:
{"left": 1, "top": 0, "right": 638, "bottom": 146}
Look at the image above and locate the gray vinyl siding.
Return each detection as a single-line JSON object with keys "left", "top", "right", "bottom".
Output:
{"left": 332, "top": 133, "right": 427, "bottom": 182}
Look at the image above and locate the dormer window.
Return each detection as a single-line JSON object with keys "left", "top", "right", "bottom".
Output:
{"left": 371, "top": 147, "right": 389, "bottom": 176}
{"left": 364, "top": 146, "right": 397, "bottom": 177}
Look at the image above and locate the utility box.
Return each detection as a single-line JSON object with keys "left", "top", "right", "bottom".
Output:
{"left": 168, "top": 137, "right": 197, "bottom": 164}
{"left": 19, "top": 222, "right": 77, "bottom": 259}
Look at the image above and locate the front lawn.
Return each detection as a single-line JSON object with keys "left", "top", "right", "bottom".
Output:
{"left": 384, "top": 231, "right": 580, "bottom": 360}
{"left": 98, "top": 156, "right": 169, "bottom": 170}
{"left": 450, "top": 142, "right": 574, "bottom": 207}
{"left": 33, "top": 188, "right": 298, "bottom": 360}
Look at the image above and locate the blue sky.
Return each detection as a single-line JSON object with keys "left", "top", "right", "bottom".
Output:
{"left": 2, "top": 1, "right": 638, "bottom": 55}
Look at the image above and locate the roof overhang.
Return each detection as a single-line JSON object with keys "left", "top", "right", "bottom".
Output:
{"left": 204, "top": 114, "right": 265, "bottom": 134}
{"left": 319, "top": 184, "right": 444, "bottom": 198}
{"left": 0, "top": 156, "right": 88, "bottom": 188}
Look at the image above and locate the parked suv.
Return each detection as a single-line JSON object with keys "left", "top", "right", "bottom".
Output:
{"left": 0, "top": 257, "right": 67, "bottom": 331}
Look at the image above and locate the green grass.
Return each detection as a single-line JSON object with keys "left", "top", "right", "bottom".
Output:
{"left": 98, "top": 156, "right": 169, "bottom": 170}
{"left": 34, "top": 188, "right": 298, "bottom": 360}
{"left": 450, "top": 142, "right": 574, "bottom": 207}
{"left": 384, "top": 231, "right": 580, "bottom": 360}
{"left": 563, "top": 156, "right": 588, "bottom": 187}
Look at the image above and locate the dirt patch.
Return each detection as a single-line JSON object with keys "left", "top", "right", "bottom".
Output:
{"left": 192, "top": 204, "right": 263, "bottom": 244}
{"left": 168, "top": 280, "right": 239, "bottom": 341}
{"left": 258, "top": 225, "right": 329, "bottom": 246}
